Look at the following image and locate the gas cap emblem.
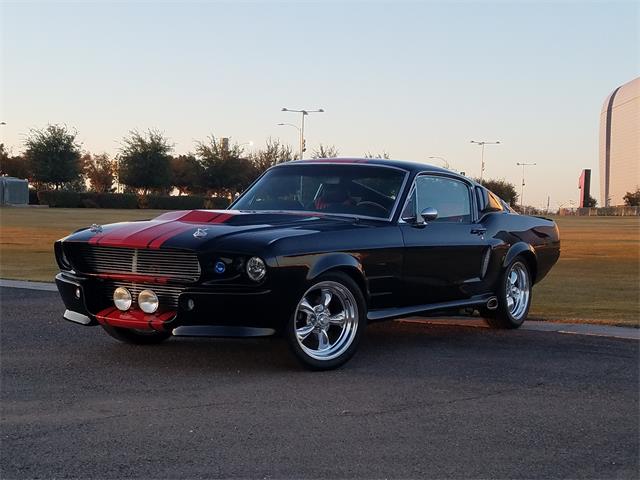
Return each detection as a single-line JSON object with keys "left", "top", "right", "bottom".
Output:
{"left": 193, "top": 228, "right": 208, "bottom": 239}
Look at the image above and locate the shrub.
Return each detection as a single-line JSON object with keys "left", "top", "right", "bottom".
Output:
{"left": 28, "top": 189, "right": 39, "bottom": 205}
{"left": 37, "top": 191, "right": 138, "bottom": 209}
{"left": 205, "top": 197, "right": 230, "bottom": 209}
{"left": 143, "top": 195, "right": 205, "bottom": 210}
{"left": 36, "top": 191, "right": 229, "bottom": 210}
{"left": 94, "top": 193, "right": 138, "bottom": 209}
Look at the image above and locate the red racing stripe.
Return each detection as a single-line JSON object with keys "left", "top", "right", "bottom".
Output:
{"left": 93, "top": 273, "right": 170, "bottom": 284}
{"left": 95, "top": 307, "right": 176, "bottom": 331}
{"left": 147, "top": 223, "right": 198, "bottom": 249}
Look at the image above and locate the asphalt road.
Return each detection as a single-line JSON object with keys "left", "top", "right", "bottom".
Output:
{"left": 1, "top": 287, "right": 638, "bottom": 479}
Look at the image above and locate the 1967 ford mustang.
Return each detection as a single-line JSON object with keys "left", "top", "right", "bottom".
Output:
{"left": 55, "top": 159, "right": 560, "bottom": 369}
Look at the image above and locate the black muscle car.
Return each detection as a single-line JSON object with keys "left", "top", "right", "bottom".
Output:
{"left": 55, "top": 159, "right": 560, "bottom": 369}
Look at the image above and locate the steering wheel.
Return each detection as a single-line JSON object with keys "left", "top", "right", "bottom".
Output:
{"left": 356, "top": 201, "right": 389, "bottom": 216}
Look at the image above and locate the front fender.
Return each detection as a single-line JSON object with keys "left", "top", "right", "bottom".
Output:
{"left": 307, "top": 253, "right": 364, "bottom": 281}
{"left": 304, "top": 253, "right": 370, "bottom": 301}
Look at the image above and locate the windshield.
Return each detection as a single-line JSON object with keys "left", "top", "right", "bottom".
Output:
{"left": 233, "top": 164, "right": 407, "bottom": 220}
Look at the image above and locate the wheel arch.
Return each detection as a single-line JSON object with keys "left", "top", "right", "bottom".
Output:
{"left": 306, "top": 253, "right": 370, "bottom": 304}
{"left": 503, "top": 242, "right": 538, "bottom": 284}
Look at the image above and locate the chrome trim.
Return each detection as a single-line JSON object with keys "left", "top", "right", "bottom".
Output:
{"left": 172, "top": 325, "right": 276, "bottom": 337}
{"left": 66, "top": 245, "right": 201, "bottom": 283}
{"left": 294, "top": 280, "right": 359, "bottom": 361}
{"left": 486, "top": 297, "right": 499, "bottom": 310}
{"left": 230, "top": 162, "right": 410, "bottom": 223}
{"left": 367, "top": 294, "right": 493, "bottom": 321}
{"left": 63, "top": 309, "right": 92, "bottom": 325}
{"left": 100, "top": 281, "right": 185, "bottom": 309}
{"left": 398, "top": 171, "right": 476, "bottom": 224}
{"left": 55, "top": 273, "right": 81, "bottom": 288}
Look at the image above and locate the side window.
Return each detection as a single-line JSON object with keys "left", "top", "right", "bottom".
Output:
{"left": 414, "top": 176, "right": 471, "bottom": 223}
{"left": 487, "top": 191, "right": 504, "bottom": 212}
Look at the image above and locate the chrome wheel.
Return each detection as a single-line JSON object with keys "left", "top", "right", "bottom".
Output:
{"left": 294, "top": 281, "right": 359, "bottom": 361}
{"left": 505, "top": 262, "right": 530, "bottom": 320}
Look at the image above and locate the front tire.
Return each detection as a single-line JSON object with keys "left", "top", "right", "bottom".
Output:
{"left": 483, "top": 258, "right": 532, "bottom": 329}
{"left": 101, "top": 324, "right": 171, "bottom": 345}
{"left": 286, "top": 272, "right": 366, "bottom": 370}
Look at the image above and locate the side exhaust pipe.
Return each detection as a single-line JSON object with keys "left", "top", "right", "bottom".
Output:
{"left": 486, "top": 297, "right": 498, "bottom": 310}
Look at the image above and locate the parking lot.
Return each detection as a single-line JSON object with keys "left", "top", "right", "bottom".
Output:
{"left": 1, "top": 287, "right": 638, "bottom": 479}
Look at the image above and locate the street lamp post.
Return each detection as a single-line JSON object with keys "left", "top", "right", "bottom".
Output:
{"left": 517, "top": 162, "right": 537, "bottom": 212}
{"left": 281, "top": 107, "right": 324, "bottom": 160}
{"left": 470, "top": 140, "right": 500, "bottom": 182}
{"left": 428, "top": 156, "right": 450, "bottom": 169}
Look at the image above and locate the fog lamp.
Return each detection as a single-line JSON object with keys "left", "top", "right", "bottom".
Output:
{"left": 138, "top": 289, "right": 159, "bottom": 314}
{"left": 113, "top": 287, "right": 132, "bottom": 311}
{"left": 246, "top": 256, "right": 266, "bottom": 282}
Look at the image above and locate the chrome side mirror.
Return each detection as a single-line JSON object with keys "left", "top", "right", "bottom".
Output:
{"left": 416, "top": 207, "right": 438, "bottom": 225}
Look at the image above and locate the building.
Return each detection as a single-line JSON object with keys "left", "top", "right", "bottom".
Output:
{"left": 599, "top": 77, "right": 640, "bottom": 206}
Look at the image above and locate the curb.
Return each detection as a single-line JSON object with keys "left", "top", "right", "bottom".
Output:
{"left": 399, "top": 317, "right": 639, "bottom": 341}
{"left": 0, "top": 279, "right": 58, "bottom": 292}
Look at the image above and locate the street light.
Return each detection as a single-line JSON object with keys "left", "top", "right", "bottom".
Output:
{"left": 470, "top": 140, "right": 500, "bottom": 182}
{"left": 428, "top": 156, "right": 450, "bottom": 169}
{"left": 516, "top": 162, "right": 537, "bottom": 212}
{"left": 281, "top": 107, "right": 324, "bottom": 160}
{"left": 277, "top": 123, "right": 300, "bottom": 132}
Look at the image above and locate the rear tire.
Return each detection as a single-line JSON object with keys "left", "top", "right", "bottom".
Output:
{"left": 286, "top": 272, "right": 366, "bottom": 370}
{"left": 483, "top": 258, "right": 532, "bottom": 329}
{"left": 101, "top": 324, "right": 171, "bottom": 345}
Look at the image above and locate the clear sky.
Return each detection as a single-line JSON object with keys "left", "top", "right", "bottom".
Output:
{"left": 1, "top": 0, "right": 638, "bottom": 207}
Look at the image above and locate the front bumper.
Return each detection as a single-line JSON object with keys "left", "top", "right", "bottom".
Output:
{"left": 56, "top": 273, "right": 99, "bottom": 326}
{"left": 55, "top": 272, "right": 292, "bottom": 332}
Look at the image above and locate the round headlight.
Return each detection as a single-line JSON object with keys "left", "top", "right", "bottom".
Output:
{"left": 246, "top": 256, "right": 266, "bottom": 282}
{"left": 138, "top": 289, "right": 159, "bottom": 314}
{"left": 113, "top": 287, "right": 132, "bottom": 311}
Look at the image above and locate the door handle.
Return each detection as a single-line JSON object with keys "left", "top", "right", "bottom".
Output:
{"left": 471, "top": 227, "right": 487, "bottom": 235}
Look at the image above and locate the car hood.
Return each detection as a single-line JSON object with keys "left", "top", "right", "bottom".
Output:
{"left": 62, "top": 209, "right": 367, "bottom": 252}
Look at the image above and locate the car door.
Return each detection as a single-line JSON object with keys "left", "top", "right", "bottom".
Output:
{"left": 399, "top": 174, "right": 490, "bottom": 305}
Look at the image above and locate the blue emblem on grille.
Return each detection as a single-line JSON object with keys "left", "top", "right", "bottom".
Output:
{"left": 214, "top": 261, "right": 226, "bottom": 274}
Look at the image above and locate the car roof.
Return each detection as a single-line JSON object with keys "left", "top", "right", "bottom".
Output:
{"left": 277, "top": 157, "right": 473, "bottom": 181}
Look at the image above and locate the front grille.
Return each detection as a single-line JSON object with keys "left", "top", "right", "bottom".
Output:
{"left": 66, "top": 244, "right": 201, "bottom": 283}
{"left": 99, "top": 281, "right": 185, "bottom": 309}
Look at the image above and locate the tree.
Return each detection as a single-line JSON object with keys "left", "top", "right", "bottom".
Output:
{"left": 195, "top": 136, "right": 257, "bottom": 197}
{"left": 119, "top": 129, "right": 173, "bottom": 194}
{"left": 0, "top": 145, "right": 31, "bottom": 179}
{"left": 24, "top": 124, "right": 82, "bottom": 189}
{"left": 364, "top": 151, "right": 390, "bottom": 159}
{"left": 476, "top": 178, "right": 518, "bottom": 205}
{"left": 312, "top": 144, "right": 339, "bottom": 159}
{"left": 585, "top": 195, "right": 597, "bottom": 208}
{"left": 84, "top": 153, "right": 116, "bottom": 193}
{"left": 170, "top": 154, "right": 204, "bottom": 195}
{"left": 623, "top": 188, "right": 640, "bottom": 206}
{"left": 251, "top": 138, "right": 295, "bottom": 174}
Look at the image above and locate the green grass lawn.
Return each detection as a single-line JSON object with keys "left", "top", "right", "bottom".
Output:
{"left": 1, "top": 207, "right": 638, "bottom": 327}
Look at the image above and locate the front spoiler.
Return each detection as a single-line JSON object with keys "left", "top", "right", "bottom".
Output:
{"left": 55, "top": 272, "right": 288, "bottom": 335}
